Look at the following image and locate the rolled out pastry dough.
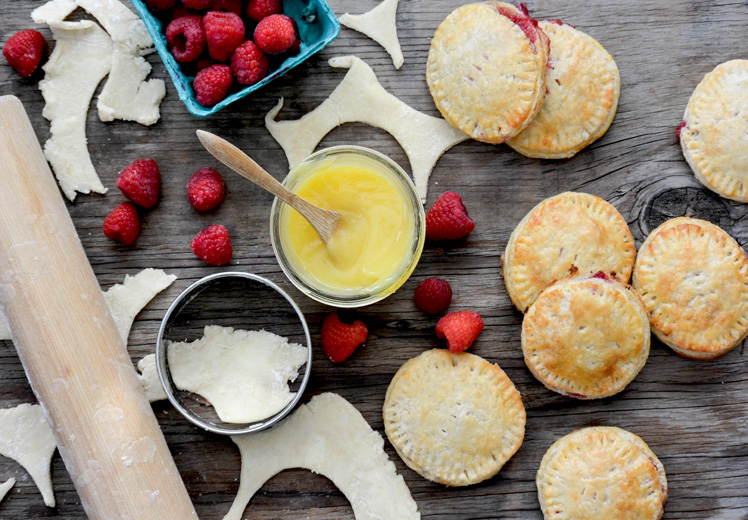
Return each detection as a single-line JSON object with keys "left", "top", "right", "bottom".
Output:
{"left": 137, "top": 354, "right": 167, "bottom": 402}
{"left": 225, "top": 393, "right": 419, "bottom": 520}
{"left": 0, "top": 404, "right": 57, "bottom": 507}
{"left": 340, "top": 0, "right": 404, "bottom": 69}
{"left": 0, "top": 478, "right": 14, "bottom": 504}
{"left": 36, "top": 19, "right": 112, "bottom": 201}
{"left": 265, "top": 56, "right": 466, "bottom": 202}
{"left": 167, "top": 326, "right": 308, "bottom": 423}
{"left": 0, "top": 268, "right": 176, "bottom": 344}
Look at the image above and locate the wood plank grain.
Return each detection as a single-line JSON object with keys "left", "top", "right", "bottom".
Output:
{"left": 1, "top": 0, "right": 748, "bottom": 518}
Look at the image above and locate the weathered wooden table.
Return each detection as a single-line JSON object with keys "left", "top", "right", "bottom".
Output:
{"left": 1, "top": 0, "right": 747, "bottom": 518}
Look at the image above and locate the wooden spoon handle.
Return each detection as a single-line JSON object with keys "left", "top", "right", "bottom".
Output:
{"left": 196, "top": 130, "right": 340, "bottom": 243}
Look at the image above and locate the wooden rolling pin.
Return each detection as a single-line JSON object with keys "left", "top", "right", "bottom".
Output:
{"left": 0, "top": 96, "right": 197, "bottom": 519}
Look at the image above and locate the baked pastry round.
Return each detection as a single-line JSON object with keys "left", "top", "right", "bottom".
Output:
{"left": 680, "top": 60, "right": 748, "bottom": 201}
{"left": 522, "top": 275, "right": 650, "bottom": 399}
{"left": 507, "top": 21, "right": 620, "bottom": 158}
{"left": 502, "top": 192, "right": 636, "bottom": 312}
{"left": 383, "top": 349, "right": 525, "bottom": 486}
{"left": 426, "top": 2, "right": 549, "bottom": 144}
{"left": 633, "top": 217, "right": 748, "bottom": 359}
{"left": 537, "top": 426, "right": 667, "bottom": 520}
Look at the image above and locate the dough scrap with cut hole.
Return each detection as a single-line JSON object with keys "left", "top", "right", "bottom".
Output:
{"left": 137, "top": 354, "right": 167, "bottom": 402}
{"left": 0, "top": 268, "right": 176, "bottom": 343}
{"left": 31, "top": 0, "right": 165, "bottom": 200}
{"left": 0, "top": 478, "right": 15, "bottom": 504}
{"left": 167, "top": 326, "right": 308, "bottom": 424}
{"left": 265, "top": 56, "right": 467, "bottom": 202}
{"left": 224, "top": 393, "right": 419, "bottom": 520}
{"left": 0, "top": 404, "right": 57, "bottom": 507}
{"left": 340, "top": 0, "right": 403, "bottom": 69}
{"left": 35, "top": 18, "right": 112, "bottom": 201}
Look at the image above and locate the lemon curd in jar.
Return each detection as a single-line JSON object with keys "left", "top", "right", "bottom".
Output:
{"left": 274, "top": 147, "right": 424, "bottom": 306}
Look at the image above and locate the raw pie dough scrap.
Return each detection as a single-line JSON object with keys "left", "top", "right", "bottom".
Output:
{"left": 502, "top": 191, "right": 636, "bottom": 312}
{"left": 537, "top": 426, "right": 667, "bottom": 520}
{"left": 137, "top": 354, "right": 167, "bottom": 402}
{"left": 265, "top": 55, "right": 467, "bottom": 202}
{"left": 522, "top": 275, "right": 650, "bottom": 399}
{"left": 680, "top": 59, "right": 748, "bottom": 201}
{"left": 426, "top": 2, "right": 549, "bottom": 144}
{"left": 340, "top": 0, "right": 404, "bottom": 69}
{"left": 633, "top": 217, "right": 748, "bottom": 359}
{"left": 383, "top": 349, "right": 525, "bottom": 486}
{"left": 167, "top": 326, "right": 308, "bottom": 424}
{"left": 0, "top": 478, "right": 15, "bottom": 504}
{"left": 31, "top": 0, "right": 165, "bottom": 200}
{"left": 0, "top": 268, "right": 176, "bottom": 343}
{"left": 224, "top": 393, "right": 419, "bottom": 520}
{"left": 36, "top": 18, "right": 113, "bottom": 201}
{"left": 507, "top": 21, "right": 620, "bottom": 159}
{"left": 0, "top": 404, "right": 57, "bottom": 507}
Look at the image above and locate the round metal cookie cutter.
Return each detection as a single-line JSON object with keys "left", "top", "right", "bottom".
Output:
{"left": 155, "top": 272, "right": 312, "bottom": 435}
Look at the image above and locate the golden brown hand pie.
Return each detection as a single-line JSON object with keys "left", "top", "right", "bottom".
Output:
{"left": 507, "top": 21, "right": 620, "bottom": 158}
{"left": 633, "top": 217, "right": 748, "bottom": 359}
{"left": 537, "top": 426, "right": 667, "bottom": 520}
{"left": 502, "top": 192, "right": 636, "bottom": 312}
{"left": 680, "top": 60, "right": 748, "bottom": 201}
{"left": 522, "top": 275, "right": 650, "bottom": 399}
{"left": 383, "top": 349, "right": 525, "bottom": 486}
{"left": 426, "top": 2, "right": 549, "bottom": 144}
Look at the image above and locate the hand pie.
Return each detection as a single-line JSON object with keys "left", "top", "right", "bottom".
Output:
{"left": 522, "top": 274, "right": 650, "bottom": 399}
{"left": 502, "top": 191, "right": 636, "bottom": 312}
{"left": 679, "top": 60, "right": 748, "bottom": 201}
{"left": 383, "top": 349, "right": 525, "bottom": 486}
{"left": 426, "top": 2, "right": 549, "bottom": 144}
{"left": 537, "top": 426, "right": 667, "bottom": 520}
{"left": 633, "top": 217, "right": 748, "bottom": 359}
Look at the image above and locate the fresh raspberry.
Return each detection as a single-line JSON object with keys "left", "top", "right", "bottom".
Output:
{"left": 116, "top": 158, "right": 161, "bottom": 209}
{"left": 182, "top": 0, "right": 211, "bottom": 9}
{"left": 187, "top": 167, "right": 225, "bottom": 210}
{"left": 414, "top": 278, "right": 452, "bottom": 314}
{"left": 246, "top": 0, "right": 282, "bottom": 21}
{"left": 103, "top": 202, "right": 140, "bottom": 245}
{"left": 230, "top": 41, "right": 268, "bottom": 85}
{"left": 203, "top": 11, "right": 245, "bottom": 61}
{"left": 145, "top": 0, "right": 176, "bottom": 10}
{"left": 254, "top": 14, "right": 296, "bottom": 54}
{"left": 3, "top": 30, "right": 45, "bottom": 78}
{"left": 196, "top": 58, "right": 214, "bottom": 71}
{"left": 191, "top": 224, "right": 232, "bottom": 265}
{"left": 166, "top": 15, "right": 205, "bottom": 63}
{"left": 169, "top": 5, "right": 195, "bottom": 20}
{"left": 436, "top": 311, "right": 484, "bottom": 353}
{"left": 193, "top": 64, "right": 233, "bottom": 106}
{"left": 320, "top": 313, "right": 368, "bottom": 363}
{"left": 211, "top": 0, "right": 242, "bottom": 14}
{"left": 425, "top": 191, "right": 475, "bottom": 241}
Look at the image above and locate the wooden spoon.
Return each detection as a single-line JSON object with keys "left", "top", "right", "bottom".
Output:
{"left": 197, "top": 130, "right": 341, "bottom": 243}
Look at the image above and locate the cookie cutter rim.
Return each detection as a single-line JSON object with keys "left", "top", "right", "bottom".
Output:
{"left": 155, "top": 271, "right": 313, "bottom": 436}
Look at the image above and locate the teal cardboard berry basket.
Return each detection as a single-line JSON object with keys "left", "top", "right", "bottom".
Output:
{"left": 130, "top": 0, "right": 340, "bottom": 117}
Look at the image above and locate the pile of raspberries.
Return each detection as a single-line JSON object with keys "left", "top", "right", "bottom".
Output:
{"left": 146, "top": 0, "right": 301, "bottom": 106}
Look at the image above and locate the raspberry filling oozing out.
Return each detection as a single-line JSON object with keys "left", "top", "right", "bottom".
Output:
{"left": 590, "top": 270, "right": 612, "bottom": 281}
{"left": 676, "top": 120, "right": 687, "bottom": 140}
{"left": 493, "top": 3, "right": 540, "bottom": 43}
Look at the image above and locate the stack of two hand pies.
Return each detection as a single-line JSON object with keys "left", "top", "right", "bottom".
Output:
{"left": 426, "top": 2, "right": 620, "bottom": 157}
